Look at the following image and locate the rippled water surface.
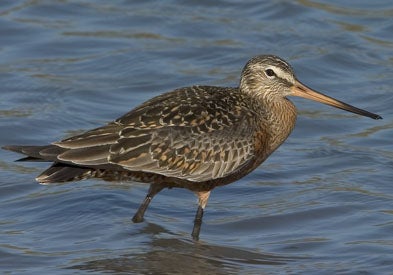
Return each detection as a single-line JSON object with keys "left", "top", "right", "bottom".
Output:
{"left": 1, "top": 1, "right": 393, "bottom": 274}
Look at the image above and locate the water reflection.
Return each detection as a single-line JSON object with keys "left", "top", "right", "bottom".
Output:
{"left": 69, "top": 228, "right": 301, "bottom": 274}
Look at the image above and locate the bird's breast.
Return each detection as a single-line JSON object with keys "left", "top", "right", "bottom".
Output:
{"left": 252, "top": 98, "right": 297, "bottom": 162}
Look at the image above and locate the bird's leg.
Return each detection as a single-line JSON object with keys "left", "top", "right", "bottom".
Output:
{"left": 132, "top": 184, "right": 164, "bottom": 223}
{"left": 191, "top": 190, "right": 211, "bottom": 241}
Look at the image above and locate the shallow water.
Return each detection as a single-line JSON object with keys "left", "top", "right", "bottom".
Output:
{"left": 1, "top": 0, "right": 393, "bottom": 274}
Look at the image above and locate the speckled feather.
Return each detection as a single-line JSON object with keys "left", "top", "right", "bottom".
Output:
{"left": 51, "top": 86, "right": 259, "bottom": 182}
{"left": 3, "top": 55, "right": 381, "bottom": 240}
{"left": 3, "top": 55, "right": 299, "bottom": 188}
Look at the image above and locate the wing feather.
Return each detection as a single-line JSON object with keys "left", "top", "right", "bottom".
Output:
{"left": 109, "top": 119, "right": 255, "bottom": 182}
{"left": 27, "top": 86, "right": 260, "bottom": 183}
{"left": 57, "top": 145, "right": 111, "bottom": 165}
{"left": 54, "top": 123, "right": 121, "bottom": 149}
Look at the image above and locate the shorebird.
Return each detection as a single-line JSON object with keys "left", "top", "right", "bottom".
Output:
{"left": 3, "top": 55, "right": 382, "bottom": 240}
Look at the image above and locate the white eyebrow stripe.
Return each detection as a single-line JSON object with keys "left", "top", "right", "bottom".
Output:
{"left": 267, "top": 66, "right": 295, "bottom": 83}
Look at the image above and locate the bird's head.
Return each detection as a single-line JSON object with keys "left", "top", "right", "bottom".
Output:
{"left": 240, "top": 55, "right": 382, "bottom": 120}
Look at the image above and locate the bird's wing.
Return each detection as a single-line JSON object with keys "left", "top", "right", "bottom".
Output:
{"left": 51, "top": 123, "right": 122, "bottom": 165}
{"left": 109, "top": 121, "right": 255, "bottom": 182}
{"left": 53, "top": 86, "right": 258, "bottom": 181}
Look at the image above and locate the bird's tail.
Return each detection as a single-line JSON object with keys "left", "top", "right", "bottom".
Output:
{"left": 35, "top": 162, "right": 95, "bottom": 184}
{"left": 2, "top": 145, "right": 58, "bottom": 161}
{"left": 2, "top": 145, "right": 95, "bottom": 184}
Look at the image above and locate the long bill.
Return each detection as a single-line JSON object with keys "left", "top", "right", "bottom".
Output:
{"left": 291, "top": 80, "right": 382, "bottom": 120}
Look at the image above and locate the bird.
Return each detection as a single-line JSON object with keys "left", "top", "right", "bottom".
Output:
{"left": 2, "top": 55, "right": 382, "bottom": 240}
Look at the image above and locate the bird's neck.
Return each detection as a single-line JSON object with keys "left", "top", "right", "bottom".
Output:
{"left": 255, "top": 97, "right": 297, "bottom": 156}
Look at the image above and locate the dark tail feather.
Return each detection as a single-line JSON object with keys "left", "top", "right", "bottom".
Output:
{"left": 3, "top": 145, "right": 49, "bottom": 156}
{"left": 2, "top": 145, "right": 65, "bottom": 161}
{"left": 16, "top": 156, "right": 49, "bottom": 162}
{"left": 3, "top": 145, "right": 95, "bottom": 184}
{"left": 36, "top": 162, "right": 95, "bottom": 184}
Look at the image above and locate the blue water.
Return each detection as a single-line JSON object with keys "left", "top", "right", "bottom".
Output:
{"left": 1, "top": 0, "right": 392, "bottom": 274}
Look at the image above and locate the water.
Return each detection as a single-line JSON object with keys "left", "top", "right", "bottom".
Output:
{"left": 0, "top": 0, "right": 392, "bottom": 273}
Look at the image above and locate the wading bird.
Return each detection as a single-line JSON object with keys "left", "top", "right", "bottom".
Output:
{"left": 3, "top": 55, "right": 382, "bottom": 240}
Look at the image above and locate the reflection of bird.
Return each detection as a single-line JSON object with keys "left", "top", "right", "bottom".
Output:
{"left": 3, "top": 55, "right": 382, "bottom": 240}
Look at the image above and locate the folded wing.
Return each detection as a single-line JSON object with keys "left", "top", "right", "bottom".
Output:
{"left": 54, "top": 86, "right": 258, "bottom": 182}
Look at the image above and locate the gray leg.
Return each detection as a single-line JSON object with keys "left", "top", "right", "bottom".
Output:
{"left": 191, "top": 205, "right": 204, "bottom": 241}
{"left": 191, "top": 191, "right": 211, "bottom": 241}
{"left": 132, "top": 184, "right": 164, "bottom": 223}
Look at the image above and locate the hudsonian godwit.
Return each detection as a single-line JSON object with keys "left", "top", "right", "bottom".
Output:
{"left": 3, "top": 55, "right": 382, "bottom": 240}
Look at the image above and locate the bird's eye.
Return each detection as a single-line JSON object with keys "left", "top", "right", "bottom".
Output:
{"left": 265, "top": 69, "right": 276, "bottom": 78}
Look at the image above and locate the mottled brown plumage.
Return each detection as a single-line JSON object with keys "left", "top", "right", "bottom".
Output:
{"left": 2, "top": 55, "right": 381, "bottom": 240}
